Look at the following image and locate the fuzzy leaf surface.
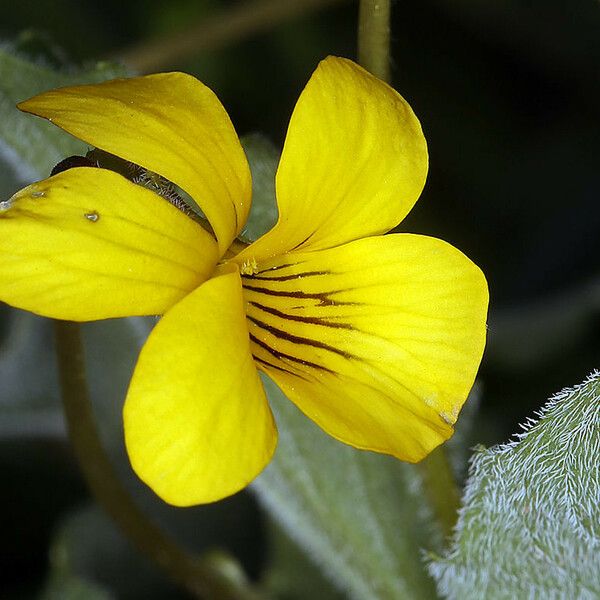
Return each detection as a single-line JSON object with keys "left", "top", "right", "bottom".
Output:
{"left": 429, "top": 371, "right": 600, "bottom": 599}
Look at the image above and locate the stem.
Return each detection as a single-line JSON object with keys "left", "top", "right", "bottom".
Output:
{"left": 117, "top": 0, "right": 347, "bottom": 73}
{"left": 416, "top": 446, "right": 461, "bottom": 540}
{"left": 357, "top": 0, "right": 391, "bottom": 82}
{"left": 54, "top": 320, "right": 263, "bottom": 600}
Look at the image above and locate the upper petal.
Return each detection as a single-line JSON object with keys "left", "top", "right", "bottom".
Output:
{"left": 239, "top": 56, "right": 428, "bottom": 262}
{"left": 241, "top": 234, "right": 488, "bottom": 462}
{"left": 124, "top": 266, "right": 277, "bottom": 506}
{"left": 0, "top": 168, "right": 218, "bottom": 320}
{"left": 18, "top": 72, "right": 251, "bottom": 255}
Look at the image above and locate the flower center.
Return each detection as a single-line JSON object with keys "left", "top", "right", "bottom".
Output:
{"left": 240, "top": 257, "right": 259, "bottom": 276}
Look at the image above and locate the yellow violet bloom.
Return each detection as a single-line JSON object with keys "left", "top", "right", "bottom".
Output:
{"left": 0, "top": 57, "right": 488, "bottom": 506}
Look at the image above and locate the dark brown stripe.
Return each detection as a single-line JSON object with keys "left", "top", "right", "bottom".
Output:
{"left": 247, "top": 270, "right": 329, "bottom": 282}
{"left": 243, "top": 283, "right": 357, "bottom": 307}
{"left": 249, "top": 333, "right": 334, "bottom": 373}
{"left": 248, "top": 315, "right": 354, "bottom": 359}
{"left": 291, "top": 232, "right": 314, "bottom": 250}
{"left": 256, "top": 262, "right": 303, "bottom": 274}
{"left": 249, "top": 301, "right": 354, "bottom": 330}
{"left": 232, "top": 199, "right": 238, "bottom": 232}
{"left": 253, "top": 356, "right": 309, "bottom": 381}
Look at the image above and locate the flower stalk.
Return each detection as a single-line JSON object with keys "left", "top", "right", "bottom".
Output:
{"left": 54, "top": 320, "right": 264, "bottom": 600}
{"left": 117, "top": 0, "right": 348, "bottom": 73}
{"left": 358, "top": 0, "right": 391, "bottom": 82}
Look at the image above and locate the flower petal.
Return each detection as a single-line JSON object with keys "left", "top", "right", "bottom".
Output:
{"left": 241, "top": 234, "right": 488, "bottom": 462}
{"left": 18, "top": 72, "right": 251, "bottom": 254}
{"left": 0, "top": 168, "right": 218, "bottom": 320}
{"left": 239, "top": 56, "right": 428, "bottom": 262}
{"left": 124, "top": 266, "right": 277, "bottom": 506}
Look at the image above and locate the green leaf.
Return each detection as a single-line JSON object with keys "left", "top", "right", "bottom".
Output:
{"left": 429, "top": 371, "right": 600, "bottom": 599}
{"left": 41, "top": 575, "right": 112, "bottom": 600}
{"left": 0, "top": 308, "right": 64, "bottom": 439}
{"left": 0, "top": 42, "right": 126, "bottom": 183}
{"left": 240, "top": 133, "right": 279, "bottom": 241}
{"left": 0, "top": 152, "right": 23, "bottom": 198}
{"left": 261, "top": 519, "right": 345, "bottom": 600}
{"left": 252, "top": 375, "right": 442, "bottom": 600}
{"left": 40, "top": 504, "right": 181, "bottom": 600}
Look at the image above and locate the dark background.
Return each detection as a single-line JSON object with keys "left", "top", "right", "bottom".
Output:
{"left": 1, "top": 0, "right": 599, "bottom": 597}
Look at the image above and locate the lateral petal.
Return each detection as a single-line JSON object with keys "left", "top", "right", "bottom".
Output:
{"left": 0, "top": 168, "right": 218, "bottom": 320}
{"left": 239, "top": 56, "right": 428, "bottom": 262}
{"left": 124, "top": 266, "right": 277, "bottom": 506}
{"left": 18, "top": 72, "right": 251, "bottom": 254}
{"left": 241, "top": 234, "right": 488, "bottom": 462}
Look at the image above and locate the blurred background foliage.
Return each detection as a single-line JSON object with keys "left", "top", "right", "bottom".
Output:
{"left": 0, "top": 0, "right": 599, "bottom": 598}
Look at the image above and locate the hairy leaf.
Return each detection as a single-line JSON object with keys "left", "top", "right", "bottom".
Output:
{"left": 0, "top": 309, "right": 63, "bottom": 439}
{"left": 261, "top": 520, "right": 344, "bottom": 600}
{"left": 429, "top": 371, "right": 600, "bottom": 599}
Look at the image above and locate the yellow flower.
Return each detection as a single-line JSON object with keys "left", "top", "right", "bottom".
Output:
{"left": 0, "top": 57, "right": 488, "bottom": 506}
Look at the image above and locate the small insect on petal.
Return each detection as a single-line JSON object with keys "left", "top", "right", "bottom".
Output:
{"left": 84, "top": 211, "right": 100, "bottom": 222}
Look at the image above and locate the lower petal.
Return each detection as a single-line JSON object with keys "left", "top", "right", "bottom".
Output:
{"left": 240, "top": 234, "right": 488, "bottom": 462}
{"left": 124, "top": 266, "right": 277, "bottom": 506}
